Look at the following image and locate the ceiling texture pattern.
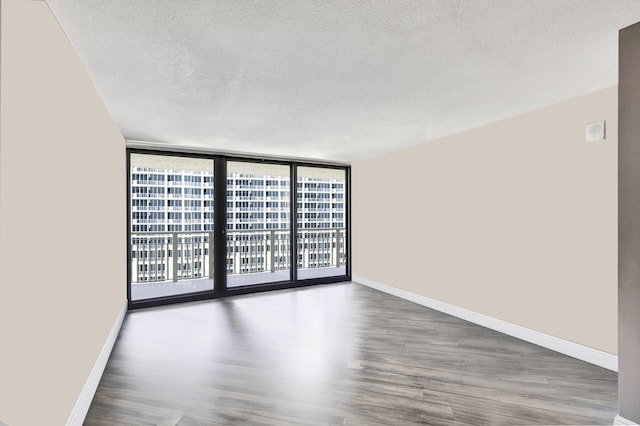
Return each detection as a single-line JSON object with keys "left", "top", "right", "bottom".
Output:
{"left": 46, "top": 0, "right": 640, "bottom": 162}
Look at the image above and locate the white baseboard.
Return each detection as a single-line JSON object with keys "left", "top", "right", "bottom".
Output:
{"left": 352, "top": 275, "right": 618, "bottom": 372}
{"left": 615, "top": 415, "right": 639, "bottom": 425}
{"left": 66, "top": 302, "right": 127, "bottom": 426}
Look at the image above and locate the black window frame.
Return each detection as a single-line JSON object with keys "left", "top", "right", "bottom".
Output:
{"left": 127, "top": 148, "right": 351, "bottom": 310}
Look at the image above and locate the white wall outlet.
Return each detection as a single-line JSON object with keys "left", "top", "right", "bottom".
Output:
{"left": 586, "top": 121, "right": 606, "bottom": 142}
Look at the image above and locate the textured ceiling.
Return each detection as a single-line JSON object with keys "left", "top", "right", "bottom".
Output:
{"left": 46, "top": 0, "right": 640, "bottom": 163}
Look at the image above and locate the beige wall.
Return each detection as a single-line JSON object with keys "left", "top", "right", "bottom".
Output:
{"left": 353, "top": 86, "right": 617, "bottom": 355}
{"left": 0, "top": 1, "right": 127, "bottom": 424}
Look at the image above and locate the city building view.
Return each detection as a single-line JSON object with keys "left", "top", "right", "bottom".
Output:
{"left": 129, "top": 154, "right": 347, "bottom": 300}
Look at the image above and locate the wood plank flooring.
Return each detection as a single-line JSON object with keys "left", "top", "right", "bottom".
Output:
{"left": 85, "top": 282, "right": 617, "bottom": 425}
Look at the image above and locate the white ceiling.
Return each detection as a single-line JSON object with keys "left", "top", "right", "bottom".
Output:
{"left": 46, "top": 0, "right": 640, "bottom": 163}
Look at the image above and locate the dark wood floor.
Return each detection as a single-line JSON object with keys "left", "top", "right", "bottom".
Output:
{"left": 85, "top": 282, "right": 618, "bottom": 425}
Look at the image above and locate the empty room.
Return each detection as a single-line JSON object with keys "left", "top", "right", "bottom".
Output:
{"left": 3, "top": 0, "right": 640, "bottom": 425}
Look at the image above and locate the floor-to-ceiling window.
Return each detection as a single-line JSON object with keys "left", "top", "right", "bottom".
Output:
{"left": 128, "top": 150, "right": 350, "bottom": 308}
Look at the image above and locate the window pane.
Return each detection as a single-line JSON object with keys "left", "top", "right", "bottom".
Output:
{"left": 130, "top": 154, "right": 214, "bottom": 300}
{"left": 226, "top": 161, "right": 291, "bottom": 287}
{"left": 296, "top": 166, "right": 346, "bottom": 280}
